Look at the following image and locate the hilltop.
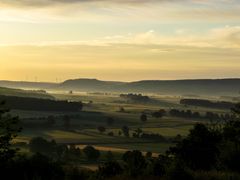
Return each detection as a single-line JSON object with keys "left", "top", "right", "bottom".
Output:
{"left": 58, "top": 78, "right": 240, "bottom": 96}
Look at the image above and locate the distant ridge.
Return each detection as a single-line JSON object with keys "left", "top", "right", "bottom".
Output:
{"left": 1, "top": 78, "right": 240, "bottom": 96}
{"left": 0, "top": 80, "right": 56, "bottom": 89}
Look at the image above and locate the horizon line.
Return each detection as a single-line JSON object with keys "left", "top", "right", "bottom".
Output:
{"left": 1, "top": 77, "right": 240, "bottom": 84}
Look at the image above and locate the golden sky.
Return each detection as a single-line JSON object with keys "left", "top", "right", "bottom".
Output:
{"left": 0, "top": 0, "right": 240, "bottom": 82}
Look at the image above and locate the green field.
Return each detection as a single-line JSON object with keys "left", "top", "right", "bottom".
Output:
{"left": 9, "top": 92, "right": 230, "bottom": 169}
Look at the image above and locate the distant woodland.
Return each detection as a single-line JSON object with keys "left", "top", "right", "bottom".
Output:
{"left": 0, "top": 95, "right": 83, "bottom": 112}
{"left": 180, "top": 99, "right": 235, "bottom": 109}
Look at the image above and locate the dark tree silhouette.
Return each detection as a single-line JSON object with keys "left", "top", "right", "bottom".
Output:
{"left": 97, "top": 126, "right": 106, "bottom": 133}
{"left": 83, "top": 145, "right": 100, "bottom": 161}
{"left": 121, "top": 125, "right": 129, "bottom": 137}
{"left": 1, "top": 153, "right": 65, "bottom": 180}
{"left": 29, "top": 137, "right": 56, "bottom": 155}
{"left": 140, "top": 113, "right": 147, "bottom": 122}
{"left": 98, "top": 161, "right": 123, "bottom": 178}
{"left": 152, "top": 110, "right": 164, "bottom": 118}
{"left": 108, "top": 132, "right": 114, "bottom": 136}
{"left": 168, "top": 123, "right": 222, "bottom": 170}
{"left": 0, "top": 101, "right": 22, "bottom": 162}
{"left": 133, "top": 128, "right": 143, "bottom": 138}
{"left": 220, "top": 103, "right": 240, "bottom": 172}
{"left": 145, "top": 151, "right": 152, "bottom": 159}
{"left": 122, "top": 150, "right": 147, "bottom": 177}
{"left": 0, "top": 95, "right": 83, "bottom": 112}
{"left": 119, "top": 107, "right": 125, "bottom": 113}
{"left": 118, "top": 130, "right": 122, "bottom": 136}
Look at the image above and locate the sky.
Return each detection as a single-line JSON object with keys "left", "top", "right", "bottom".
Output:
{"left": 0, "top": 0, "right": 240, "bottom": 82}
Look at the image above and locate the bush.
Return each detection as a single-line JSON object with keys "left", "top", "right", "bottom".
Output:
{"left": 0, "top": 153, "right": 65, "bottom": 180}
{"left": 29, "top": 137, "right": 56, "bottom": 155}
{"left": 167, "top": 163, "right": 193, "bottom": 180}
{"left": 83, "top": 145, "right": 100, "bottom": 161}
{"left": 98, "top": 161, "right": 123, "bottom": 178}
{"left": 122, "top": 150, "right": 147, "bottom": 177}
{"left": 167, "top": 123, "right": 222, "bottom": 170}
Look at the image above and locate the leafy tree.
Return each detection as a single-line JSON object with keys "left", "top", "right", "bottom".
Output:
{"left": 159, "top": 109, "right": 167, "bottom": 116}
{"left": 98, "top": 161, "right": 123, "bottom": 178}
{"left": 0, "top": 101, "right": 22, "bottom": 162}
{"left": 118, "top": 131, "right": 122, "bottom": 136}
{"left": 232, "top": 103, "right": 240, "bottom": 116}
{"left": 220, "top": 103, "right": 240, "bottom": 172}
{"left": 83, "top": 145, "right": 100, "bottom": 161}
{"left": 145, "top": 151, "right": 152, "bottom": 159}
{"left": 122, "top": 150, "right": 147, "bottom": 177}
{"left": 133, "top": 128, "right": 143, "bottom": 138}
{"left": 64, "top": 145, "right": 82, "bottom": 162}
{"left": 29, "top": 137, "right": 56, "bottom": 155}
{"left": 172, "top": 134, "right": 182, "bottom": 143}
{"left": 69, "top": 145, "right": 81, "bottom": 157}
{"left": 140, "top": 113, "right": 147, "bottom": 122}
{"left": 97, "top": 126, "right": 106, "bottom": 133}
{"left": 223, "top": 104, "right": 240, "bottom": 149}
{"left": 168, "top": 123, "right": 222, "bottom": 170}
{"left": 121, "top": 125, "right": 129, "bottom": 137}
{"left": 150, "top": 155, "right": 170, "bottom": 177}
{"left": 152, "top": 111, "right": 163, "bottom": 118}
{"left": 120, "top": 93, "right": 150, "bottom": 103}
{"left": 167, "top": 162, "right": 193, "bottom": 180}
{"left": 107, "top": 132, "right": 114, "bottom": 136}
{"left": 119, "top": 107, "right": 125, "bottom": 113}
{"left": 140, "top": 133, "right": 166, "bottom": 142}
{"left": 55, "top": 144, "right": 68, "bottom": 160}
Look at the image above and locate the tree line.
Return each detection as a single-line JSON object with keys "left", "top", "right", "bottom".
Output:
{"left": 120, "top": 93, "right": 150, "bottom": 103}
{"left": 180, "top": 98, "right": 235, "bottom": 109}
{"left": 0, "top": 95, "right": 83, "bottom": 112}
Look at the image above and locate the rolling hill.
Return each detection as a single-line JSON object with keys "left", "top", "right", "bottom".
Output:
{"left": 1, "top": 78, "right": 240, "bottom": 96}
{"left": 57, "top": 78, "right": 240, "bottom": 96}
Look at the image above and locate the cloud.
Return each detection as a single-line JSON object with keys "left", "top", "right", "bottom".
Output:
{"left": 0, "top": 0, "right": 238, "bottom": 7}
{"left": 0, "top": 0, "right": 171, "bottom": 7}
{"left": 98, "top": 26, "right": 240, "bottom": 48}
{"left": 0, "top": 0, "right": 239, "bottom": 23}
{"left": 211, "top": 26, "right": 240, "bottom": 46}
{"left": 1, "top": 26, "right": 240, "bottom": 49}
